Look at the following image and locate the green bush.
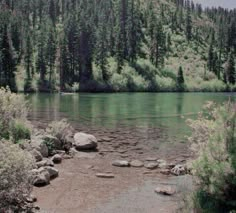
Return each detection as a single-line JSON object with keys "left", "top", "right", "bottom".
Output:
{"left": 10, "top": 119, "right": 31, "bottom": 143}
{"left": 188, "top": 101, "right": 236, "bottom": 212}
{"left": 0, "top": 140, "right": 35, "bottom": 212}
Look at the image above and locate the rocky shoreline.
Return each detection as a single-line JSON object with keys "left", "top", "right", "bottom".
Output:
{"left": 23, "top": 120, "right": 192, "bottom": 212}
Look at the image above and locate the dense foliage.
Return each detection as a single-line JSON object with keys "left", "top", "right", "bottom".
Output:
{"left": 188, "top": 101, "right": 236, "bottom": 212}
{"left": 0, "top": 0, "right": 235, "bottom": 92}
{"left": 0, "top": 140, "right": 34, "bottom": 212}
{"left": 0, "top": 89, "right": 34, "bottom": 212}
{"left": 0, "top": 87, "right": 31, "bottom": 141}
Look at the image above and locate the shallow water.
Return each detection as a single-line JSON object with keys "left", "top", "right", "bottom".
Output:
{"left": 27, "top": 92, "right": 235, "bottom": 143}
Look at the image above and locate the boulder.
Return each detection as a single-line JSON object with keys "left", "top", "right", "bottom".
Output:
{"left": 130, "top": 160, "right": 144, "bottom": 168}
{"left": 30, "top": 150, "right": 43, "bottom": 162}
{"left": 144, "top": 162, "right": 158, "bottom": 170}
{"left": 31, "top": 136, "right": 49, "bottom": 157}
{"left": 36, "top": 159, "right": 54, "bottom": 168}
{"left": 43, "top": 135, "right": 62, "bottom": 150}
{"left": 96, "top": 173, "right": 115, "bottom": 178}
{"left": 171, "top": 165, "right": 186, "bottom": 176}
{"left": 44, "top": 166, "right": 59, "bottom": 179}
{"left": 155, "top": 185, "right": 176, "bottom": 196}
{"left": 51, "top": 154, "right": 62, "bottom": 164}
{"left": 32, "top": 168, "right": 50, "bottom": 187}
{"left": 74, "top": 132, "right": 97, "bottom": 151}
{"left": 112, "top": 160, "right": 130, "bottom": 167}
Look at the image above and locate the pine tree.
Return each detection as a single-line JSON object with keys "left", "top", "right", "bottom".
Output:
{"left": 153, "top": 21, "right": 166, "bottom": 67}
{"left": 225, "top": 52, "right": 236, "bottom": 85}
{"left": 115, "top": 0, "right": 128, "bottom": 72}
{"left": 24, "top": 33, "right": 33, "bottom": 92}
{"left": 0, "top": 25, "right": 17, "bottom": 91}
{"left": 95, "top": 9, "right": 109, "bottom": 82}
{"left": 49, "top": 0, "right": 56, "bottom": 26}
{"left": 59, "top": 38, "right": 70, "bottom": 91}
{"left": 207, "top": 40, "right": 214, "bottom": 72}
{"left": 36, "top": 30, "right": 47, "bottom": 90}
{"left": 177, "top": 66, "right": 185, "bottom": 91}
{"left": 127, "top": 0, "right": 142, "bottom": 63}
{"left": 46, "top": 28, "right": 57, "bottom": 90}
{"left": 185, "top": 0, "right": 192, "bottom": 41}
{"left": 78, "top": 17, "right": 93, "bottom": 87}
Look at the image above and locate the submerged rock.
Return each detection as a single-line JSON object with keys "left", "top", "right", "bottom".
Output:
{"left": 130, "top": 160, "right": 144, "bottom": 168}
{"left": 112, "top": 160, "right": 130, "bottom": 167}
{"left": 157, "top": 159, "right": 167, "bottom": 169}
{"left": 145, "top": 157, "right": 158, "bottom": 162}
{"left": 96, "top": 173, "right": 115, "bottom": 178}
{"left": 144, "top": 162, "right": 158, "bottom": 170}
{"left": 74, "top": 132, "right": 98, "bottom": 151}
{"left": 155, "top": 185, "right": 176, "bottom": 196}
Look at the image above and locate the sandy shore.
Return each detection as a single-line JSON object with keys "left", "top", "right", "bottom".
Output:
{"left": 33, "top": 122, "right": 192, "bottom": 212}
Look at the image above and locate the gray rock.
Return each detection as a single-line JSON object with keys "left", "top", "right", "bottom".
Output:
{"left": 30, "top": 149, "right": 43, "bottom": 162}
{"left": 112, "top": 160, "right": 130, "bottom": 167}
{"left": 44, "top": 166, "right": 59, "bottom": 179}
{"left": 51, "top": 154, "right": 62, "bottom": 164}
{"left": 130, "top": 160, "right": 144, "bottom": 168}
{"left": 144, "top": 162, "right": 158, "bottom": 170}
{"left": 155, "top": 185, "right": 176, "bottom": 196}
{"left": 74, "top": 132, "right": 98, "bottom": 151}
{"left": 32, "top": 168, "right": 50, "bottom": 186}
{"left": 96, "top": 173, "right": 115, "bottom": 178}
{"left": 36, "top": 159, "right": 54, "bottom": 168}
{"left": 31, "top": 136, "right": 49, "bottom": 157}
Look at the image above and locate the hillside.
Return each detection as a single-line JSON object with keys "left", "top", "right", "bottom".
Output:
{"left": 0, "top": 0, "right": 235, "bottom": 92}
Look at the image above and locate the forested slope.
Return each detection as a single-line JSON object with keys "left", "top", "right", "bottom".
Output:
{"left": 0, "top": 0, "right": 235, "bottom": 92}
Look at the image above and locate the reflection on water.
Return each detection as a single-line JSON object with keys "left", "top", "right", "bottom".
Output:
{"left": 28, "top": 93, "right": 235, "bottom": 141}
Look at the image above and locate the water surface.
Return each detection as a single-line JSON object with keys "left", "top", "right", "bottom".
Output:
{"left": 28, "top": 93, "right": 235, "bottom": 143}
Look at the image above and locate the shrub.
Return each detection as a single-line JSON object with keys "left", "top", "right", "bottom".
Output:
{"left": 188, "top": 101, "right": 236, "bottom": 212}
{"left": 10, "top": 119, "right": 31, "bottom": 143}
{"left": 0, "top": 87, "right": 29, "bottom": 139}
{"left": 109, "top": 73, "right": 128, "bottom": 92}
{"left": 0, "top": 140, "right": 35, "bottom": 212}
{"left": 46, "top": 119, "right": 72, "bottom": 142}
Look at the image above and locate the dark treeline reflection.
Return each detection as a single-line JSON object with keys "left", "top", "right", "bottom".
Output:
{"left": 28, "top": 93, "right": 235, "bottom": 142}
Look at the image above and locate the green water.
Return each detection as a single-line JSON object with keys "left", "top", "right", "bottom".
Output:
{"left": 28, "top": 93, "right": 235, "bottom": 142}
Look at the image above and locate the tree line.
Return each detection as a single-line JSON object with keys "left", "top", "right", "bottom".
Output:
{"left": 0, "top": 0, "right": 235, "bottom": 92}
